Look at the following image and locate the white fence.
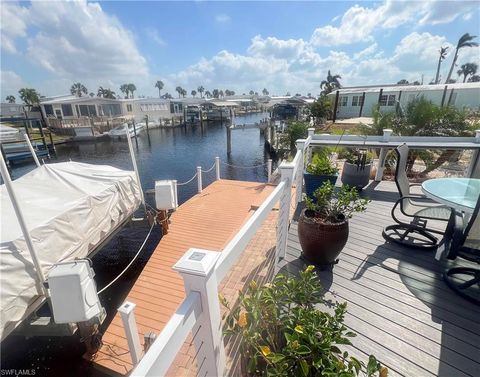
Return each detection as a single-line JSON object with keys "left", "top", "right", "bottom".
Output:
{"left": 121, "top": 132, "right": 313, "bottom": 376}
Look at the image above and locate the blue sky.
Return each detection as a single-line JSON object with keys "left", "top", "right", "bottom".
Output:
{"left": 1, "top": 1, "right": 479, "bottom": 98}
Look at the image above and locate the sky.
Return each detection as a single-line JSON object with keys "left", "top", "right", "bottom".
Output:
{"left": 1, "top": 0, "right": 479, "bottom": 99}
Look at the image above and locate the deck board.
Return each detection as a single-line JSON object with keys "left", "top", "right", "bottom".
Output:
{"left": 279, "top": 180, "right": 480, "bottom": 377}
{"left": 92, "top": 179, "right": 274, "bottom": 375}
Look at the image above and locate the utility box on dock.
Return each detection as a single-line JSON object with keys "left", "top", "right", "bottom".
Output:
{"left": 155, "top": 180, "right": 177, "bottom": 210}
{"left": 48, "top": 260, "right": 102, "bottom": 324}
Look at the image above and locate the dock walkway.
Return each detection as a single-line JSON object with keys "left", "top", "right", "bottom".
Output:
{"left": 92, "top": 179, "right": 275, "bottom": 375}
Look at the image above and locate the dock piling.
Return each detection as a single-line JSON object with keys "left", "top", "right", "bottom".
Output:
{"left": 267, "top": 159, "right": 272, "bottom": 183}
{"left": 215, "top": 157, "right": 220, "bottom": 180}
{"left": 197, "top": 166, "right": 202, "bottom": 193}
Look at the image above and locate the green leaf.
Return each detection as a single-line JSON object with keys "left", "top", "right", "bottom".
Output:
{"left": 366, "top": 355, "right": 379, "bottom": 376}
{"left": 296, "top": 345, "right": 311, "bottom": 355}
{"left": 330, "top": 345, "right": 341, "bottom": 354}
{"left": 299, "top": 359, "right": 309, "bottom": 377}
{"left": 267, "top": 353, "right": 286, "bottom": 364}
{"left": 247, "top": 356, "right": 257, "bottom": 374}
{"left": 349, "top": 356, "right": 362, "bottom": 375}
{"left": 345, "top": 331, "right": 357, "bottom": 337}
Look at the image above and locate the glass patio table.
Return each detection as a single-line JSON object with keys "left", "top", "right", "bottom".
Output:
{"left": 421, "top": 178, "right": 480, "bottom": 214}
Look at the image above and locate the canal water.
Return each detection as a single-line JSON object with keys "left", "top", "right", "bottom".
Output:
{"left": 1, "top": 113, "right": 274, "bottom": 376}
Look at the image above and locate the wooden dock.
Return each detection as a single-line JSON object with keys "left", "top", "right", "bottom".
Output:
{"left": 91, "top": 179, "right": 275, "bottom": 375}
{"left": 279, "top": 180, "right": 480, "bottom": 377}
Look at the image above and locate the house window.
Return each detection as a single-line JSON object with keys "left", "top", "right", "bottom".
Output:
{"left": 127, "top": 104, "right": 133, "bottom": 112}
{"left": 88, "top": 105, "right": 97, "bottom": 116}
{"left": 352, "top": 96, "right": 364, "bottom": 107}
{"left": 339, "top": 96, "right": 348, "bottom": 107}
{"left": 61, "top": 104, "right": 73, "bottom": 116}
{"left": 387, "top": 95, "right": 396, "bottom": 106}
{"left": 379, "top": 95, "right": 388, "bottom": 106}
{"left": 44, "top": 104, "right": 54, "bottom": 116}
{"left": 100, "top": 104, "right": 121, "bottom": 116}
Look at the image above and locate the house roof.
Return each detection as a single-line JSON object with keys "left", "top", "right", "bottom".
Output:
{"left": 328, "top": 82, "right": 480, "bottom": 95}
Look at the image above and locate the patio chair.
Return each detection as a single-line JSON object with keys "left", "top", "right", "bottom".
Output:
{"left": 382, "top": 143, "right": 451, "bottom": 250}
{"left": 443, "top": 196, "right": 480, "bottom": 304}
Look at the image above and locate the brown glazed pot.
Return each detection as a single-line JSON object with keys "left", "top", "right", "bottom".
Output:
{"left": 298, "top": 209, "right": 349, "bottom": 265}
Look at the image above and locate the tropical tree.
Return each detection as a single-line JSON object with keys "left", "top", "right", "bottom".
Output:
{"left": 155, "top": 80, "right": 164, "bottom": 97}
{"left": 445, "top": 33, "right": 478, "bottom": 83}
{"left": 212, "top": 89, "right": 220, "bottom": 98}
{"left": 219, "top": 90, "right": 224, "bottom": 98}
{"left": 397, "top": 79, "right": 409, "bottom": 84}
{"left": 412, "top": 81, "right": 421, "bottom": 85}
{"left": 97, "top": 87, "right": 116, "bottom": 99}
{"left": 89, "top": 92, "right": 95, "bottom": 97}
{"left": 446, "top": 78, "right": 457, "bottom": 83}
{"left": 120, "top": 84, "right": 130, "bottom": 99}
{"left": 468, "top": 75, "right": 480, "bottom": 82}
{"left": 175, "top": 86, "right": 183, "bottom": 98}
{"left": 262, "top": 88, "right": 269, "bottom": 96}
{"left": 127, "top": 83, "right": 136, "bottom": 98}
{"left": 204, "top": 90, "right": 212, "bottom": 98}
{"left": 249, "top": 90, "right": 254, "bottom": 95}
{"left": 457, "top": 62, "right": 478, "bottom": 82}
{"left": 18, "top": 88, "right": 40, "bottom": 108}
{"left": 434, "top": 46, "right": 449, "bottom": 84}
{"left": 197, "top": 86, "right": 205, "bottom": 98}
{"left": 70, "top": 82, "right": 88, "bottom": 97}
{"left": 162, "top": 92, "right": 173, "bottom": 99}
{"left": 320, "top": 70, "right": 342, "bottom": 95}
{"left": 6, "top": 95, "right": 15, "bottom": 103}
{"left": 191, "top": 90, "right": 197, "bottom": 97}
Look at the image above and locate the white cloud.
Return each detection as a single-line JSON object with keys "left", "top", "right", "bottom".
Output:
{"left": 0, "top": 2, "right": 29, "bottom": 53}
{"left": 354, "top": 43, "right": 378, "bottom": 60}
{"left": 215, "top": 14, "right": 231, "bottom": 23}
{"left": 1, "top": 70, "right": 28, "bottom": 96}
{"left": 145, "top": 28, "right": 167, "bottom": 47}
{"left": 248, "top": 35, "right": 307, "bottom": 60}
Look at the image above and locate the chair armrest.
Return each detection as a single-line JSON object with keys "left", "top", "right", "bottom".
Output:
{"left": 446, "top": 210, "right": 464, "bottom": 260}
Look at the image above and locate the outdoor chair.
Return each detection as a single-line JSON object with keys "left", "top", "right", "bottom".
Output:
{"left": 443, "top": 196, "right": 480, "bottom": 304}
{"left": 382, "top": 143, "right": 451, "bottom": 250}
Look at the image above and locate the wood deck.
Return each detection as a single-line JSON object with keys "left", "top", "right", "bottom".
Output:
{"left": 92, "top": 179, "right": 274, "bottom": 375}
{"left": 279, "top": 180, "right": 480, "bottom": 377}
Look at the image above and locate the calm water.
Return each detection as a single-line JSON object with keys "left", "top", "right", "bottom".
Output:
{"left": 1, "top": 113, "right": 274, "bottom": 376}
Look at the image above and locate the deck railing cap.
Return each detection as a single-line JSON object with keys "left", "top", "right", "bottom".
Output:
{"left": 173, "top": 248, "right": 221, "bottom": 277}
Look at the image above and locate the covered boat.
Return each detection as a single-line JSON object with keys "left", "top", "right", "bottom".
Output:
{"left": 0, "top": 161, "right": 142, "bottom": 340}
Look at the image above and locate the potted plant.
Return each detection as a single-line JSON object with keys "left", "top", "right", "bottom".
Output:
{"left": 304, "top": 153, "right": 338, "bottom": 199}
{"left": 222, "top": 266, "right": 386, "bottom": 377}
{"left": 340, "top": 149, "right": 374, "bottom": 190}
{"left": 298, "top": 181, "right": 369, "bottom": 265}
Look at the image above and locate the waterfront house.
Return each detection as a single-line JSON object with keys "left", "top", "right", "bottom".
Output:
{"left": 328, "top": 82, "right": 480, "bottom": 120}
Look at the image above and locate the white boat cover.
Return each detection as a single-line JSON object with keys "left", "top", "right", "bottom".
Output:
{"left": 0, "top": 162, "right": 141, "bottom": 339}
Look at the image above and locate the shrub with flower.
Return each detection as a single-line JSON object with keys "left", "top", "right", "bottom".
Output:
{"left": 222, "top": 266, "right": 386, "bottom": 376}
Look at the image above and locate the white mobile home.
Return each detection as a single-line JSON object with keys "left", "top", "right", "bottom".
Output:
{"left": 328, "top": 82, "right": 480, "bottom": 120}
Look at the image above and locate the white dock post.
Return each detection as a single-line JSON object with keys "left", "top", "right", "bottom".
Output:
{"left": 197, "top": 166, "right": 202, "bottom": 193}
{"left": 172, "top": 179, "right": 178, "bottom": 209}
{"left": 267, "top": 159, "right": 272, "bottom": 183}
{"left": 276, "top": 163, "right": 294, "bottom": 262}
{"left": 173, "top": 248, "right": 225, "bottom": 377}
{"left": 0, "top": 153, "right": 48, "bottom": 296}
{"left": 295, "top": 140, "right": 306, "bottom": 203}
{"left": 215, "top": 157, "right": 221, "bottom": 180}
{"left": 118, "top": 301, "right": 142, "bottom": 365}
{"left": 126, "top": 127, "right": 147, "bottom": 213}
{"left": 24, "top": 134, "right": 41, "bottom": 167}
{"left": 375, "top": 129, "right": 393, "bottom": 182}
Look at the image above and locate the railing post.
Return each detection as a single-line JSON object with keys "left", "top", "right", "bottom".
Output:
{"left": 466, "top": 130, "right": 480, "bottom": 178}
{"left": 197, "top": 166, "right": 202, "bottom": 193}
{"left": 276, "top": 163, "right": 294, "bottom": 263}
{"left": 375, "top": 128, "right": 393, "bottom": 182}
{"left": 173, "top": 248, "right": 225, "bottom": 377}
{"left": 267, "top": 159, "right": 272, "bottom": 183}
{"left": 307, "top": 128, "right": 315, "bottom": 165}
{"left": 295, "top": 140, "right": 306, "bottom": 204}
{"left": 118, "top": 301, "right": 142, "bottom": 365}
{"left": 215, "top": 157, "right": 221, "bottom": 180}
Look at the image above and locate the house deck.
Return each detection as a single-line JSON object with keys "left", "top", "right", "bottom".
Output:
{"left": 278, "top": 180, "right": 480, "bottom": 377}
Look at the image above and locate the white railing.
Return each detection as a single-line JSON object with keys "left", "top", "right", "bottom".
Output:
{"left": 309, "top": 129, "right": 480, "bottom": 180}
{"left": 123, "top": 143, "right": 306, "bottom": 376}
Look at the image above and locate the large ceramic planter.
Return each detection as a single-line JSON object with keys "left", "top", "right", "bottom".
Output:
{"left": 340, "top": 162, "right": 372, "bottom": 190}
{"left": 298, "top": 209, "right": 349, "bottom": 265}
{"left": 304, "top": 172, "right": 338, "bottom": 199}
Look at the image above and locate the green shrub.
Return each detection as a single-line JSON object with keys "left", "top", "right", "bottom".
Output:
{"left": 306, "top": 154, "right": 338, "bottom": 175}
{"left": 338, "top": 149, "right": 374, "bottom": 165}
{"left": 222, "top": 266, "right": 385, "bottom": 376}
{"left": 286, "top": 121, "right": 308, "bottom": 151}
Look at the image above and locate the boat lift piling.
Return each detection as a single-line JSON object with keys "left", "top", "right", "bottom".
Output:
{"left": 24, "top": 134, "right": 41, "bottom": 168}
{"left": 0, "top": 152, "right": 49, "bottom": 297}
{"left": 126, "top": 127, "right": 147, "bottom": 215}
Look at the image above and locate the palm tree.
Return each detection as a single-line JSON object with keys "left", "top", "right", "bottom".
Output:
{"left": 191, "top": 90, "right": 197, "bottom": 97}
{"left": 249, "top": 90, "right": 254, "bottom": 95}
{"left": 219, "top": 90, "right": 224, "bottom": 98}
{"left": 262, "top": 88, "right": 269, "bottom": 96}
{"left": 175, "top": 86, "right": 183, "bottom": 98}
{"left": 468, "top": 74, "right": 480, "bottom": 82}
{"left": 397, "top": 79, "right": 409, "bottom": 84}
{"left": 457, "top": 62, "right": 478, "bottom": 82}
{"left": 162, "top": 92, "right": 173, "bottom": 99}
{"left": 182, "top": 88, "right": 187, "bottom": 98}
{"left": 89, "top": 92, "right": 95, "bottom": 97}
{"left": 70, "top": 82, "right": 88, "bottom": 97}
{"left": 120, "top": 84, "right": 129, "bottom": 99}
{"left": 155, "top": 80, "right": 164, "bottom": 97}
{"left": 18, "top": 88, "right": 40, "bottom": 109}
{"left": 6, "top": 95, "right": 15, "bottom": 103}
{"left": 197, "top": 86, "right": 205, "bottom": 98}
{"left": 204, "top": 90, "right": 212, "bottom": 99}
{"left": 434, "top": 47, "right": 449, "bottom": 84}
{"left": 97, "top": 87, "right": 116, "bottom": 99}
{"left": 212, "top": 89, "right": 220, "bottom": 98}
{"left": 445, "top": 33, "right": 478, "bottom": 83}
{"left": 127, "top": 83, "right": 136, "bottom": 98}
{"left": 320, "top": 70, "right": 341, "bottom": 95}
